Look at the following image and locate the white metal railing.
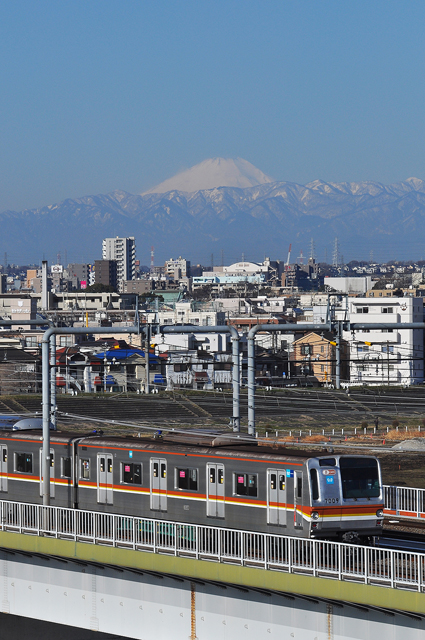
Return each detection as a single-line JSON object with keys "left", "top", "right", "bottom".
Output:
{"left": 0, "top": 499, "right": 424, "bottom": 593}
{"left": 383, "top": 484, "right": 425, "bottom": 520}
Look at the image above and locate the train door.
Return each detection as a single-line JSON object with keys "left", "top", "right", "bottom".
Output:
{"left": 0, "top": 445, "right": 7, "bottom": 492}
{"left": 294, "top": 471, "right": 303, "bottom": 528}
{"left": 39, "top": 449, "right": 55, "bottom": 498}
{"left": 267, "top": 468, "right": 286, "bottom": 525}
{"left": 150, "top": 458, "right": 167, "bottom": 511}
{"left": 206, "top": 463, "right": 225, "bottom": 518}
{"left": 97, "top": 454, "right": 113, "bottom": 505}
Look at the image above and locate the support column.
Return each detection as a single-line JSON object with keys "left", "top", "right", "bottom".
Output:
{"left": 50, "top": 334, "right": 56, "bottom": 430}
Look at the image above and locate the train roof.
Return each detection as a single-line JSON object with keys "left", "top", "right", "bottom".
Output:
{"left": 0, "top": 428, "right": 376, "bottom": 463}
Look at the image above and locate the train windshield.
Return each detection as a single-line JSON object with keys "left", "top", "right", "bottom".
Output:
{"left": 339, "top": 457, "right": 380, "bottom": 499}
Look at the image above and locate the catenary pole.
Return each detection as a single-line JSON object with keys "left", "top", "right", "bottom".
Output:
{"left": 41, "top": 324, "right": 140, "bottom": 506}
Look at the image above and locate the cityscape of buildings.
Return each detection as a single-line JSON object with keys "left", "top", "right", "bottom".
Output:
{"left": 1, "top": 235, "right": 425, "bottom": 395}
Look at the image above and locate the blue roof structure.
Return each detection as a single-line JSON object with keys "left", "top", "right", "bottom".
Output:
{"left": 97, "top": 349, "right": 161, "bottom": 363}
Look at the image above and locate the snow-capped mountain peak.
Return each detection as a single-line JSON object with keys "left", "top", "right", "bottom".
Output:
{"left": 143, "top": 157, "right": 274, "bottom": 194}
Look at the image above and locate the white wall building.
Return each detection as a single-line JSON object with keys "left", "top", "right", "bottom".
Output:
{"left": 343, "top": 297, "right": 424, "bottom": 386}
{"left": 324, "top": 276, "right": 373, "bottom": 295}
{"left": 151, "top": 331, "right": 233, "bottom": 390}
{"left": 145, "top": 301, "right": 226, "bottom": 327}
{"left": 102, "top": 237, "right": 136, "bottom": 291}
{"left": 165, "top": 257, "right": 190, "bottom": 279}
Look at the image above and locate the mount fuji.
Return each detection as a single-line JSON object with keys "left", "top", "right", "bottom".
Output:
{"left": 143, "top": 157, "right": 274, "bottom": 194}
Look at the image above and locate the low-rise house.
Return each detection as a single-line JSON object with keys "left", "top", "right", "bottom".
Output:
{"left": 291, "top": 332, "right": 348, "bottom": 385}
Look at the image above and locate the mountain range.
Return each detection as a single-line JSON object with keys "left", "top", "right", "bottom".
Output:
{"left": 2, "top": 158, "right": 425, "bottom": 265}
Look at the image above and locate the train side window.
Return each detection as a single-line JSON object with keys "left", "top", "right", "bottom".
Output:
{"left": 319, "top": 458, "right": 336, "bottom": 467}
{"left": 80, "top": 459, "right": 90, "bottom": 480}
{"left": 122, "top": 462, "right": 142, "bottom": 485}
{"left": 234, "top": 473, "right": 258, "bottom": 497}
{"left": 279, "top": 475, "right": 285, "bottom": 490}
{"left": 176, "top": 467, "right": 198, "bottom": 491}
{"left": 270, "top": 473, "right": 276, "bottom": 490}
{"left": 15, "top": 452, "right": 33, "bottom": 473}
{"left": 61, "top": 457, "right": 72, "bottom": 478}
{"left": 297, "top": 477, "right": 302, "bottom": 499}
{"left": 218, "top": 468, "right": 224, "bottom": 484}
{"left": 310, "top": 469, "right": 319, "bottom": 501}
{"left": 153, "top": 462, "right": 159, "bottom": 478}
{"left": 3, "top": 449, "right": 7, "bottom": 463}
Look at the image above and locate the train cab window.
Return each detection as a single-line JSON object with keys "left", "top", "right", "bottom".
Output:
{"left": 310, "top": 469, "right": 319, "bottom": 501}
{"left": 80, "top": 459, "right": 90, "bottom": 480}
{"left": 340, "top": 457, "right": 380, "bottom": 499}
{"left": 15, "top": 453, "right": 32, "bottom": 474}
{"left": 122, "top": 462, "right": 142, "bottom": 485}
{"left": 234, "top": 473, "right": 258, "bottom": 497}
{"left": 176, "top": 467, "right": 198, "bottom": 491}
{"left": 319, "top": 458, "right": 336, "bottom": 467}
{"left": 61, "top": 457, "right": 71, "bottom": 478}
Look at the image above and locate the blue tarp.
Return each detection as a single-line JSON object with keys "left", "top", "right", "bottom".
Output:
{"left": 97, "top": 349, "right": 160, "bottom": 362}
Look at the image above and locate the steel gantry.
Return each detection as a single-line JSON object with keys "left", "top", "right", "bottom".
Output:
{"left": 161, "top": 324, "right": 241, "bottom": 431}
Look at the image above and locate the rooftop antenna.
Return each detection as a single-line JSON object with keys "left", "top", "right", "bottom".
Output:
{"left": 57, "top": 252, "right": 61, "bottom": 265}
{"left": 150, "top": 246, "right": 154, "bottom": 275}
{"left": 296, "top": 250, "right": 304, "bottom": 265}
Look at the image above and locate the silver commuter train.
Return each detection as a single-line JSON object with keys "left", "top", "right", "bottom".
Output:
{"left": 0, "top": 430, "right": 384, "bottom": 541}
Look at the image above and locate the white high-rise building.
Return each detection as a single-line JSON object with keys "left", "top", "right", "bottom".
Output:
{"left": 102, "top": 237, "right": 136, "bottom": 291}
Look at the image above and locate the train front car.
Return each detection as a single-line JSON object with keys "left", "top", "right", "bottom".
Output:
{"left": 307, "top": 455, "right": 384, "bottom": 542}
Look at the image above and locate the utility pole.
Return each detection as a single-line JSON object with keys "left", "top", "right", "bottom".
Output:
{"left": 332, "top": 238, "right": 339, "bottom": 267}
{"left": 387, "top": 340, "right": 390, "bottom": 385}
{"left": 145, "top": 323, "right": 151, "bottom": 394}
{"left": 335, "top": 322, "right": 341, "bottom": 390}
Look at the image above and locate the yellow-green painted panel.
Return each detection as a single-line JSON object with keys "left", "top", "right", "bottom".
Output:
{"left": 1, "top": 531, "right": 424, "bottom": 615}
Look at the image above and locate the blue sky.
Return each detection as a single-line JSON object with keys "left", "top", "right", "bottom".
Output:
{"left": 1, "top": 0, "right": 425, "bottom": 212}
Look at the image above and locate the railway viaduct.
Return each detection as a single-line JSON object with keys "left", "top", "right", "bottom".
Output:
{"left": 0, "top": 500, "right": 425, "bottom": 639}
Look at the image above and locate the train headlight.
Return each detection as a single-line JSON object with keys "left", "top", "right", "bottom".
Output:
{"left": 311, "top": 511, "right": 319, "bottom": 520}
{"left": 376, "top": 509, "right": 384, "bottom": 518}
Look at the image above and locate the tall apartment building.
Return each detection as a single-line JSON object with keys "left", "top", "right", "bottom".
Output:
{"left": 102, "top": 237, "right": 136, "bottom": 291}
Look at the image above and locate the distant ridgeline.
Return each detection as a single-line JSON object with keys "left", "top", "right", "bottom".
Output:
{"left": 1, "top": 158, "right": 425, "bottom": 262}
